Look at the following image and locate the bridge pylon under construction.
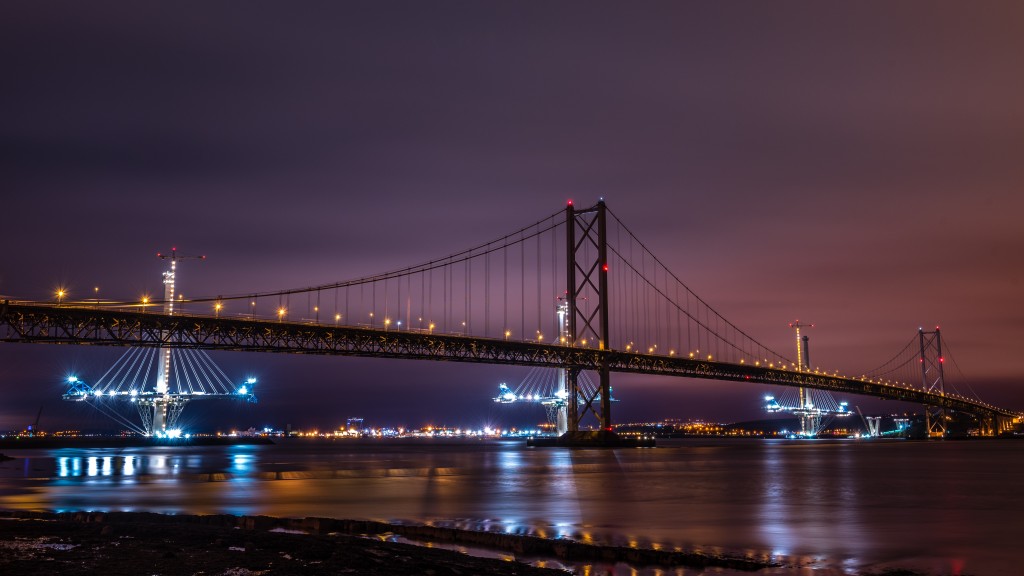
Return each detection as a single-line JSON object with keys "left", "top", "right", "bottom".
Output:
{"left": 61, "top": 249, "right": 256, "bottom": 437}
{"left": 494, "top": 301, "right": 618, "bottom": 435}
{"left": 764, "top": 321, "right": 852, "bottom": 437}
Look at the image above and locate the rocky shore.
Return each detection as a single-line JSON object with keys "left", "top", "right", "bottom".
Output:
{"left": 0, "top": 511, "right": 564, "bottom": 575}
{"left": 0, "top": 511, "right": 774, "bottom": 575}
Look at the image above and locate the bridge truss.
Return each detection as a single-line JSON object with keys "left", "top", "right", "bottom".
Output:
{"left": 0, "top": 301, "right": 1015, "bottom": 433}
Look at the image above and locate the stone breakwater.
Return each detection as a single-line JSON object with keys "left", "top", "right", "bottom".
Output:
{"left": 0, "top": 510, "right": 773, "bottom": 572}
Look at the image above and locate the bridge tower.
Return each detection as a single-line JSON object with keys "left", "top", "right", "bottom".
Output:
{"left": 919, "top": 327, "right": 946, "bottom": 438}
{"left": 564, "top": 200, "right": 611, "bottom": 432}
{"left": 141, "top": 248, "right": 205, "bottom": 436}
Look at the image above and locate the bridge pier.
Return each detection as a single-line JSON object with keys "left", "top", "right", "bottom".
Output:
{"left": 989, "top": 414, "right": 1015, "bottom": 436}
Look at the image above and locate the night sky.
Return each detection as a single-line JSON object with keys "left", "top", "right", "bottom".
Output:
{"left": 2, "top": 2, "right": 1023, "bottom": 432}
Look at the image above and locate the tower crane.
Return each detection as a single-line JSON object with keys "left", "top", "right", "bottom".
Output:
{"left": 789, "top": 320, "right": 813, "bottom": 370}
{"left": 156, "top": 248, "right": 206, "bottom": 315}
{"left": 28, "top": 405, "right": 42, "bottom": 436}
{"left": 790, "top": 320, "right": 817, "bottom": 435}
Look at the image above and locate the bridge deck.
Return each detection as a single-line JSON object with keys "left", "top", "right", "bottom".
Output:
{"left": 1, "top": 301, "right": 1014, "bottom": 421}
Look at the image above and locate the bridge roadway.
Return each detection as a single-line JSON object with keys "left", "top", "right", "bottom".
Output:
{"left": 1, "top": 301, "right": 1017, "bottom": 427}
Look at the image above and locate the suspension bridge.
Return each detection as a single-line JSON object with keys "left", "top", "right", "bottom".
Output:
{"left": 0, "top": 201, "right": 1018, "bottom": 441}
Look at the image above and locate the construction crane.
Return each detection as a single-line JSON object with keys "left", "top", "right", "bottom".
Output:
{"left": 789, "top": 320, "right": 813, "bottom": 371}
{"left": 156, "top": 248, "right": 206, "bottom": 315}
{"left": 790, "top": 320, "right": 817, "bottom": 435}
{"left": 28, "top": 405, "right": 42, "bottom": 436}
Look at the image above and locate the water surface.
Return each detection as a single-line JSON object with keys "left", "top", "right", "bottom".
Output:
{"left": 1, "top": 438, "right": 1018, "bottom": 575}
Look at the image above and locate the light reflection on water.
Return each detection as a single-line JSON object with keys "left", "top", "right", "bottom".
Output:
{"left": 1, "top": 438, "right": 1022, "bottom": 575}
